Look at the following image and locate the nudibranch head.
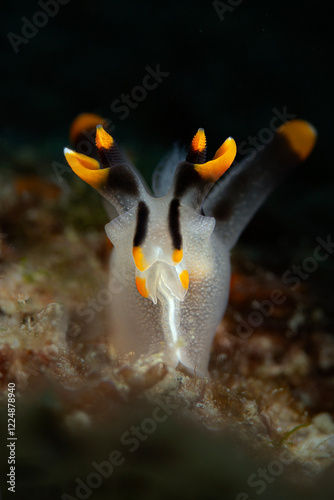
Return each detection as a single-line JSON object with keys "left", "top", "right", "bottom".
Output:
{"left": 105, "top": 190, "right": 217, "bottom": 306}
{"left": 64, "top": 126, "right": 236, "bottom": 305}
{"left": 130, "top": 197, "right": 190, "bottom": 304}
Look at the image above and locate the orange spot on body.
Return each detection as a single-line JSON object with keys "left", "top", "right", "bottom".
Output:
{"left": 179, "top": 269, "right": 189, "bottom": 289}
{"left": 172, "top": 248, "right": 183, "bottom": 264}
{"left": 195, "top": 137, "right": 236, "bottom": 182}
{"left": 132, "top": 246, "right": 148, "bottom": 272}
{"left": 135, "top": 277, "right": 149, "bottom": 298}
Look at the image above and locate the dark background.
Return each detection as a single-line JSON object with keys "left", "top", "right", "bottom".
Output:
{"left": 1, "top": 3, "right": 334, "bottom": 499}
{"left": 1, "top": 0, "right": 333, "bottom": 270}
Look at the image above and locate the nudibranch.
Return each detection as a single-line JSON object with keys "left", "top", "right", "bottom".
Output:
{"left": 64, "top": 117, "right": 316, "bottom": 376}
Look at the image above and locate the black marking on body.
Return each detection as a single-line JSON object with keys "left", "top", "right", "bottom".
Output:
{"left": 173, "top": 162, "right": 203, "bottom": 198}
{"left": 168, "top": 198, "right": 182, "bottom": 250}
{"left": 106, "top": 164, "right": 140, "bottom": 196}
{"left": 133, "top": 201, "right": 149, "bottom": 247}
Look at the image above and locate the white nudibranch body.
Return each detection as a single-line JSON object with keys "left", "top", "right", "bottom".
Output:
{"left": 105, "top": 192, "right": 230, "bottom": 375}
{"left": 64, "top": 119, "right": 317, "bottom": 375}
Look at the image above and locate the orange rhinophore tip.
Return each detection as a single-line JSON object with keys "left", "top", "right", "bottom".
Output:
{"left": 135, "top": 277, "right": 149, "bottom": 298}
{"left": 95, "top": 124, "right": 122, "bottom": 167}
{"left": 64, "top": 148, "right": 109, "bottom": 190}
{"left": 187, "top": 128, "right": 207, "bottom": 163}
{"left": 96, "top": 125, "right": 114, "bottom": 150}
{"left": 191, "top": 128, "right": 206, "bottom": 153}
{"left": 69, "top": 113, "right": 107, "bottom": 145}
{"left": 195, "top": 137, "right": 237, "bottom": 182}
{"left": 277, "top": 120, "right": 317, "bottom": 161}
